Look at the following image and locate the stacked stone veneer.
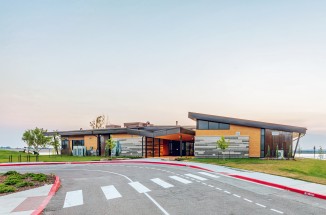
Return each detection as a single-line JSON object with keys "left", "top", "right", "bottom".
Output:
{"left": 194, "top": 136, "right": 249, "bottom": 158}
{"left": 113, "top": 137, "right": 142, "bottom": 156}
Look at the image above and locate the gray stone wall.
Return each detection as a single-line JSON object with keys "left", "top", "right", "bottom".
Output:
{"left": 113, "top": 137, "right": 143, "bottom": 157}
{"left": 194, "top": 136, "right": 249, "bottom": 158}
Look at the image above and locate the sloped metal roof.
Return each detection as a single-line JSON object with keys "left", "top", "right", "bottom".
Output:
{"left": 188, "top": 112, "right": 307, "bottom": 134}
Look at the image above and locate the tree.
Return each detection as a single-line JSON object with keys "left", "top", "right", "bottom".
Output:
{"left": 22, "top": 128, "right": 52, "bottom": 154}
{"left": 22, "top": 129, "right": 35, "bottom": 153}
{"left": 90, "top": 115, "right": 105, "bottom": 129}
{"left": 217, "top": 136, "right": 229, "bottom": 159}
{"left": 50, "top": 131, "right": 61, "bottom": 155}
{"left": 275, "top": 144, "right": 279, "bottom": 159}
{"left": 105, "top": 138, "right": 116, "bottom": 159}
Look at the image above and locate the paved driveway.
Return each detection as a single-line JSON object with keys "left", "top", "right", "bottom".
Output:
{"left": 2, "top": 163, "right": 326, "bottom": 215}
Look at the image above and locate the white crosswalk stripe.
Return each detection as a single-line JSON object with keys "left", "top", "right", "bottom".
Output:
{"left": 101, "top": 185, "right": 122, "bottom": 200}
{"left": 185, "top": 173, "right": 207, "bottom": 181}
{"left": 198, "top": 172, "right": 220, "bottom": 178}
{"left": 63, "top": 190, "right": 83, "bottom": 208}
{"left": 129, "top": 182, "right": 151, "bottom": 193}
{"left": 151, "top": 178, "right": 174, "bottom": 188}
{"left": 169, "top": 176, "right": 192, "bottom": 184}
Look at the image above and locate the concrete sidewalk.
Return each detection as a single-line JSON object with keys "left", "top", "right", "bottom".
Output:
{"left": 139, "top": 158, "right": 326, "bottom": 199}
{"left": 0, "top": 185, "right": 52, "bottom": 215}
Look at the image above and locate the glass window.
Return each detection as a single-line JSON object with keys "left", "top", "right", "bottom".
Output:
{"left": 208, "top": 121, "right": 219, "bottom": 130}
{"left": 72, "top": 140, "right": 84, "bottom": 147}
{"left": 197, "top": 120, "right": 209, "bottom": 130}
{"left": 219, "top": 123, "right": 230, "bottom": 130}
{"left": 62, "top": 140, "right": 68, "bottom": 149}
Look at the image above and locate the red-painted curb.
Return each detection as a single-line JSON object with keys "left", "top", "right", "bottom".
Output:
{"left": 230, "top": 174, "right": 326, "bottom": 200}
{"left": 31, "top": 176, "right": 61, "bottom": 215}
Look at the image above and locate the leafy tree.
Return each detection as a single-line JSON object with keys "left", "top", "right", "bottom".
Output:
{"left": 22, "top": 128, "right": 52, "bottom": 154}
{"left": 217, "top": 136, "right": 229, "bottom": 159}
{"left": 275, "top": 144, "right": 279, "bottom": 159}
{"left": 105, "top": 138, "right": 116, "bottom": 159}
{"left": 90, "top": 115, "right": 105, "bottom": 129}
{"left": 22, "top": 130, "right": 34, "bottom": 154}
{"left": 50, "top": 131, "right": 61, "bottom": 155}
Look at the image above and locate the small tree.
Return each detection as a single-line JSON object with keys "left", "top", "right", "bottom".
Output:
{"left": 22, "top": 129, "right": 35, "bottom": 153}
{"left": 105, "top": 138, "right": 116, "bottom": 159}
{"left": 22, "top": 128, "right": 52, "bottom": 154}
{"left": 275, "top": 144, "right": 279, "bottom": 159}
{"left": 217, "top": 136, "right": 229, "bottom": 159}
{"left": 50, "top": 132, "right": 61, "bottom": 155}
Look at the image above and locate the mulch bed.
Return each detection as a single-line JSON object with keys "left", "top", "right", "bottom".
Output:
{"left": 0, "top": 173, "right": 55, "bottom": 196}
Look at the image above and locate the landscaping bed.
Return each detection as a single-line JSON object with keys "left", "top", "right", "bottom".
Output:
{"left": 0, "top": 171, "right": 55, "bottom": 196}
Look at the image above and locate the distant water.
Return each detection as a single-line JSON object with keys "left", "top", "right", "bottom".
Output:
{"left": 295, "top": 153, "right": 326, "bottom": 160}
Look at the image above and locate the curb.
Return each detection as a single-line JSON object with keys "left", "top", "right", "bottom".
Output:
{"left": 0, "top": 160, "right": 214, "bottom": 172}
{"left": 31, "top": 176, "right": 61, "bottom": 215}
{"left": 229, "top": 174, "right": 326, "bottom": 200}
{"left": 2, "top": 160, "right": 326, "bottom": 201}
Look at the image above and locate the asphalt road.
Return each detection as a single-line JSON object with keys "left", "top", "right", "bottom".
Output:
{"left": 1, "top": 163, "right": 326, "bottom": 215}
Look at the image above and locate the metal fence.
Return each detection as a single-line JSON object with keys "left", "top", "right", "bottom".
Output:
{"left": 8, "top": 154, "right": 39, "bottom": 163}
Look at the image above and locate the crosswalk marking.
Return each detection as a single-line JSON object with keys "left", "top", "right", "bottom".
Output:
{"left": 129, "top": 182, "right": 151, "bottom": 193}
{"left": 198, "top": 172, "right": 220, "bottom": 178}
{"left": 151, "top": 178, "right": 174, "bottom": 188}
{"left": 101, "top": 185, "right": 122, "bottom": 200}
{"left": 185, "top": 174, "right": 207, "bottom": 181}
{"left": 63, "top": 190, "right": 83, "bottom": 208}
{"left": 169, "top": 176, "right": 192, "bottom": 184}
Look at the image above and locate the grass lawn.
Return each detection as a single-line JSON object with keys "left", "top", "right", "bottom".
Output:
{"left": 0, "top": 150, "right": 140, "bottom": 163}
{"left": 191, "top": 158, "right": 326, "bottom": 185}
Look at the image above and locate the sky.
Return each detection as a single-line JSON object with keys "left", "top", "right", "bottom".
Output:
{"left": 0, "top": 0, "right": 325, "bottom": 149}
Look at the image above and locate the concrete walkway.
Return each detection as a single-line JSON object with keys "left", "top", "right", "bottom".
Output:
{"left": 0, "top": 184, "right": 52, "bottom": 215}
{"left": 138, "top": 158, "right": 326, "bottom": 198}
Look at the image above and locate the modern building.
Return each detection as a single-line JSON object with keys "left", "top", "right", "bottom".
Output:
{"left": 49, "top": 112, "right": 306, "bottom": 158}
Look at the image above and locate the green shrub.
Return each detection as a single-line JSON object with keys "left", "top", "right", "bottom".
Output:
{"left": 0, "top": 184, "right": 16, "bottom": 193}
{"left": 32, "top": 173, "right": 47, "bottom": 182}
{"left": 16, "top": 181, "right": 34, "bottom": 188}
{"left": 4, "top": 175, "right": 23, "bottom": 185}
{"left": 3, "top": 171, "right": 19, "bottom": 176}
{"left": 24, "top": 173, "right": 36, "bottom": 178}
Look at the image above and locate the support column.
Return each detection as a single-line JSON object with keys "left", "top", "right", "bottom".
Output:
{"left": 142, "top": 136, "right": 144, "bottom": 157}
{"left": 180, "top": 135, "right": 182, "bottom": 157}
{"left": 152, "top": 138, "right": 155, "bottom": 158}
{"left": 158, "top": 139, "right": 161, "bottom": 157}
{"left": 145, "top": 137, "right": 147, "bottom": 158}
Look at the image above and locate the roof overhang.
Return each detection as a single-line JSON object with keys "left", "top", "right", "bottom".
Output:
{"left": 188, "top": 112, "right": 307, "bottom": 134}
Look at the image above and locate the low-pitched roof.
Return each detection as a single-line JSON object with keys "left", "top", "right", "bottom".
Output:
{"left": 188, "top": 112, "right": 307, "bottom": 134}
{"left": 46, "top": 126, "right": 195, "bottom": 138}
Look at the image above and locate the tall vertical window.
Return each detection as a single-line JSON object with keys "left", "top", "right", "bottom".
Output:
{"left": 61, "top": 140, "right": 69, "bottom": 149}
{"left": 260, "top": 129, "right": 265, "bottom": 158}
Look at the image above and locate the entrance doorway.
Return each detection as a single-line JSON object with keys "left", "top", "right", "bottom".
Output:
{"left": 168, "top": 141, "right": 194, "bottom": 156}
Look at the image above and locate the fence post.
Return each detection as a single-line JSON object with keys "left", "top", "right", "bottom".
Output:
{"left": 229, "top": 150, "right": 230, "bottom": 159}
{"left": 36, "top": 155, "right": 39, "bottom": 162}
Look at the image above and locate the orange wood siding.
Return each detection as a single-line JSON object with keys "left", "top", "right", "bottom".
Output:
{"left": 196, "top": 125, "right": 261, "bottom": 158}
{"left": 84, "top": 135, "right": 98, "bottom": 150}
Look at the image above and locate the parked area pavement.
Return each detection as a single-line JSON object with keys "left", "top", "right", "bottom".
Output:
{"left": 0, "top": 159, "right": 325, "bottom": 215}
